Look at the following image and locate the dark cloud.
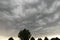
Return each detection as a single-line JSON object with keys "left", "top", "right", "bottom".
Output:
{"left": 0, "top": 0, "right": 60, "bottom": 37}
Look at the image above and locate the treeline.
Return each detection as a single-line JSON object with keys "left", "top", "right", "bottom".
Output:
{"left": 8, "top": 29, "right": 60, "bottom": 40}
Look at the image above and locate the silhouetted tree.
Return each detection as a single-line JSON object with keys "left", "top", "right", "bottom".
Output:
{"left": 55, "top": 37, "right": 60, "bottom": 40}
{"left": 18, "top": 29, "right": 31, "bottom": 40}
{"left": 30, "top": 37, "right": 35, "bottom": 40}
{"left": 44, "top": 37, "right": 49, "bottom": 40}
{"left": 38, "top": 38, "right": 42, "bottom": 40}
{"left": 51, "top": 38, "right": 54, "bottom": 40}
{"left": 51, "top": 37, "right": 60, "bottom": 40}
{"left": 8, "top": 37, "right": 14, "bottom": 40}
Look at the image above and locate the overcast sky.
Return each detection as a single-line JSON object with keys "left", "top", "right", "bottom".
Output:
{"left": 0, "top": 0, "right": 60, "bottom": 39}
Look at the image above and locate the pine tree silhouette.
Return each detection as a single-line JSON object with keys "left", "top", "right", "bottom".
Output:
{"left": 44, "top": 37, "right": 49, "bottom": 40}
{"left": 8, "top": 37, "right": 14, "bottom": 40}
{"left": 30, "top": 37, "right": 35, "bottom": 40}
{"left": 38, "top": 38, "right": 42, "bottom": 40}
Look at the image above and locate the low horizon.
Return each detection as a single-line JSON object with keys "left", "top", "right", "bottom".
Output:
{"left": 1, "top": 35, "right": 60, "bottom": 40}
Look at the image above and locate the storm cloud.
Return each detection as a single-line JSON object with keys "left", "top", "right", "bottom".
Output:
{"left": 0, "top": 0, "right": 60, "bottom": 37}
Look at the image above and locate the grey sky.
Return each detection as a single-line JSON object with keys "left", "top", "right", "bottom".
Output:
{"left": 0, "top": 0, "right": 60, "bottom": 38}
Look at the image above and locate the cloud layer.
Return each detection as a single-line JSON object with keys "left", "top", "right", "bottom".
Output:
{"left": 0, "top": 0, "right": 60, "bottom": 37}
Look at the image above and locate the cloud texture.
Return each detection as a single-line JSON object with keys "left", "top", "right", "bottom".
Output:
{"left": 0, "top": 0, "right": 60, "bottom": 37}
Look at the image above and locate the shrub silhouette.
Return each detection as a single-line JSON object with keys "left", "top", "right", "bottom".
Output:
{"left": 44, "top": 37, "right": 49, "bottom": 40}
{"left": 18, "top": 29, "right": 31, "bottom": 40}
{"left": 38, "top": 38, "right": 42, "bottom": 40}
{"left": 8, "top": 37, "right": 14, "bottom": 40}
{"left": 30, "top": 37, "right": 35, "bottom": 40}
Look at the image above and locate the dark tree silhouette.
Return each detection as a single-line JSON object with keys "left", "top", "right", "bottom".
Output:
{"left": 18, "top": 29, "right": 31, "bottom": 40}
{"left": 44, "top": 37, "right": 49, "bottom": 40}
{"left": 8, "top": 37, "right": 14, "bottom": 40}
{"left": 30, "top": 37, "right": 35, "bottom": 40}
{"left": 38, "top": 38, "right": 42, "bottom": 40}
{"left": 51, "top": 37, "right": 60, "bottom": 40}
{"left": 51, "top": 38, "right": 55, "bottom": 40}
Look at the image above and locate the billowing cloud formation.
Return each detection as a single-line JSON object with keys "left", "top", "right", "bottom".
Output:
{"left": 0, "top": 0, "right": 60, "bottom": 37}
